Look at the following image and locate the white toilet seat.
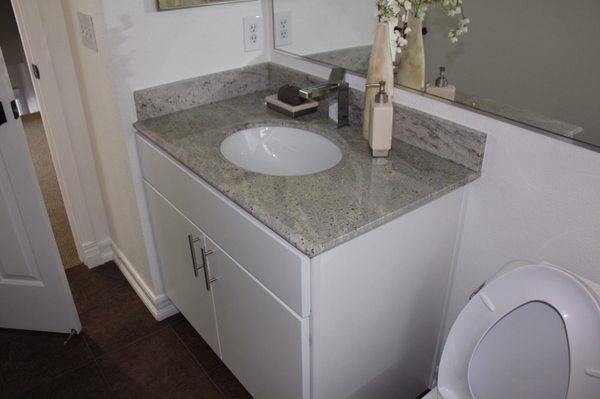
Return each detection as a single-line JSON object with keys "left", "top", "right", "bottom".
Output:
{"left": 436, "top": 263, "right": 600, "bottom": 399}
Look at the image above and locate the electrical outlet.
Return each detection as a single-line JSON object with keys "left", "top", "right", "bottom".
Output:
{"left": 77, "top": 12, "right": 98, "bottom": 52}
{"left": 243, "top": 15, "right": 263, "bottom": 52}
{"left": 275, "top": 12, "right": 292, "bottom": 47}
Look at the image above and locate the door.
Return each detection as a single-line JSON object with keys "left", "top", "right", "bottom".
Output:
{"left": 144, "top": 182, "right": 221, "bottom": 356}
{"left": 206, "top": 237, "right": 310, "bottom": 399}
{"left": 0, "top": 48, "right": 80, "bottom": 333}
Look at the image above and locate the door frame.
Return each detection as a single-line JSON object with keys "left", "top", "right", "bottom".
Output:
{"left": 10, "top": 0, "right": 111, "bottom": 267}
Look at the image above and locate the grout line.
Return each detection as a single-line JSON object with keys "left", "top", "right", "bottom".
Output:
{"left": 168, "top": 322, "right": 227, "bottom": 398}
{"left": 81, "top": 334, "right": 117, "bottom": 398}
{"left": 88, "top": 322, "right": 172, "bottom": 361}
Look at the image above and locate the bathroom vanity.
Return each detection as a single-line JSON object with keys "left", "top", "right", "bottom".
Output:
{"left": 134, "top": 63, "right": 485, "bottom": 398}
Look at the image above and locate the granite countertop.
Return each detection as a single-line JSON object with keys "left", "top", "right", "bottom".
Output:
{"left": 134, "top": 90, "right": 479, "bottom": 258}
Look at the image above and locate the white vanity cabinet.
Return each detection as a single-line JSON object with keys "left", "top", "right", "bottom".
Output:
{"left": 205, "top": 236, "right": 310, "bottom": 399}
{"left": 137, "top": 134, "right": 467, "bottom": 399}
{"left": 144, "top": 184, "right": 221, "bottom": 356}
{"left": 139, "top": 136, "right": 310, "bottom": 399}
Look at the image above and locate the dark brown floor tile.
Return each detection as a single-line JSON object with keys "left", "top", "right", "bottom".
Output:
{"left": 171, "top": 318, "right": 223, "bottom": 372}
{"left": 14, "top": 363, "right": 112, "bottom": 399}
{"left": 1, "top": 375, "right": 6, "bottom": 399}
{"left": 80, "top": 289, "right": 166, "bottom": 356}
{"left": 208, "top": 366, "right": 252, "bottom": 399}
{"left": 98, "top": 328, "right": 222, "bottom": 399}
{"left": 0, "top": 331, "right": 93, "bottom": 398}
{"left": 66, "top": 262, "right": 130, "bottom": 315}
{"left": 0, "top": 329, "right": 27, "bottom": 347}
{"left": 165, "top": 312, "right": 185, "bottom": 326}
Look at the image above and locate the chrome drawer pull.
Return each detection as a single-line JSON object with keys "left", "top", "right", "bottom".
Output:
{"left": 187, "top": 234, "right": 202, "bottom": 278}
{"left": 200, "top": 247, "right": 219, "bottom": 291}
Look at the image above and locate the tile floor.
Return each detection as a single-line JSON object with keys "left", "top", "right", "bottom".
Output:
{"left": 0, "top": 262, "right": 251, "bottom": 398}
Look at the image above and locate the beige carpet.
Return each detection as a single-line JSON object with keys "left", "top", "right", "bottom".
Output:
{"left": 22, "top": 113, "right": 81, "bottom": 269}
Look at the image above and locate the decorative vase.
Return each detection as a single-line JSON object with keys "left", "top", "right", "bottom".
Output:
{"left": 363, "top": 22, "right": 394, "bottom": 140}
{"left": 396, "top": 18, "right": 425, "bottom": 91}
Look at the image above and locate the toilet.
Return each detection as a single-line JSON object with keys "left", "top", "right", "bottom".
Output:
{"left": 424, "top": 262, "right": 600, "bottom": 399}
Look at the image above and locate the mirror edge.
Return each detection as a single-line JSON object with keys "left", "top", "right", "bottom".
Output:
{"left": 157, "top": 0, "right": 256, "bottom": 11}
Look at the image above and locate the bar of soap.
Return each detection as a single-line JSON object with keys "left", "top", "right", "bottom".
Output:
{"left": 277, "top": 85, "right": 306, "bottom": 106}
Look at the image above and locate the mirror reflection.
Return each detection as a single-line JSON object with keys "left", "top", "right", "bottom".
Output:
{"left": 273, "top": 0, "right": 600, "bottom": 148}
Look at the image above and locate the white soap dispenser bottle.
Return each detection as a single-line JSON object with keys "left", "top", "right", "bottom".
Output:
{"left": 368, "top": 81, "right": 393, "bottom": 157}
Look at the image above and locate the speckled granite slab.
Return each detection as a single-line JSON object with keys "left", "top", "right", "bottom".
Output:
{"left": 135, "top": 90, "right": 481, "bottom": 257}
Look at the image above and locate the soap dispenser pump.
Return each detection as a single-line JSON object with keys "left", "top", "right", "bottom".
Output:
{"left": 368, "top": 81, "right": 393, "bottom": 157}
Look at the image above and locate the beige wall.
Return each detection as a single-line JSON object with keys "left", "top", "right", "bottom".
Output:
{"left": 61, "top": 0, "right": 153, "bottom": 285}
{"left": 61, "top": 0, "right": 267, "bottom": 292}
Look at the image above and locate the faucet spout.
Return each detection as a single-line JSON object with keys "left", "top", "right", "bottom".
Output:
{"left": 299, "top": 68, "right": 349, "bottom": 128}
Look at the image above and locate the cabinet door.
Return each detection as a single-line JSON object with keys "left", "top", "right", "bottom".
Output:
{"left": 206, "top": 237, "right": 310, "bottom": 399}
{"left": 145, "top": 183, "right": 221, "bottom": 356}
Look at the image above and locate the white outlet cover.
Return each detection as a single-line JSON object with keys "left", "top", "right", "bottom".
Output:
{"left": 243, "top": 15, "right": 263, "bottom": 52}
{"left": 275, "top": 11, "right": 292, "bottom": 47}
{"left": 77, "top": 12, "right": 98, "bottom": 52}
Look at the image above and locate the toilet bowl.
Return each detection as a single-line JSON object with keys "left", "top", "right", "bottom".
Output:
{"left": 424, "top": 262, "right": 600, "bottom": 399}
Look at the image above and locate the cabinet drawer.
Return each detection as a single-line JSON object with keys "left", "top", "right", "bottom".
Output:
{"left": 206, "top": 236, "right": 309, "bottom": 399}
{"left": 137, "top": 135, "right": 310, "bottom": 317}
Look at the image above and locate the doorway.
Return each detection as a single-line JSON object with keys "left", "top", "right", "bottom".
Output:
{"left": 21, "top": 113, "right": 80, "bottom": 268}
{"left": 1, "top": 0, "right": 80, "bottom": 269}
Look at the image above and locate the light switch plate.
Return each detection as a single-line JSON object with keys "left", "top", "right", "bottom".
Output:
{"left": 275, "top": 11, "right": 292, "bottom": 47}
{"left": 243, "top": 15, "right": 263, "bottom": 52}
{"left": 77, "top": 12, "right": 98, "bottom": 52}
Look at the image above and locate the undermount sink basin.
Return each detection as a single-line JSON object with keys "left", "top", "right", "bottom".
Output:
{"left": 220, "top": 126, "right": 342, "bottom": 176}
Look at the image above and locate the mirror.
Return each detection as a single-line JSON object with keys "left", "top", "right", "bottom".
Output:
{"left": 158, "top": 0, "right": 254, "bottom": 11}
{"left": 272, "top": 0, "right": 600, "bottom": 149}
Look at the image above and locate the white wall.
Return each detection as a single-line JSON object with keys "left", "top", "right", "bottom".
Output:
{"left": 273, "top": 0, "right": 376, "bottom": 55}
{"left": 62, "top": 0, "right": 268, "bottom": 297}
{"left": 424, "top": 0, "right": 600, "bottom": 145}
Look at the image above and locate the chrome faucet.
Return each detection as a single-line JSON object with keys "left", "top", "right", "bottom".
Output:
{"left": 299, "top": 68, "right": 349, "bottom": 128}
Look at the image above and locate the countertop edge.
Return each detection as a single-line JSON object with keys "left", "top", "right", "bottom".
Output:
{"left": 134, "top": 126, "right": 480, "bottom": 259}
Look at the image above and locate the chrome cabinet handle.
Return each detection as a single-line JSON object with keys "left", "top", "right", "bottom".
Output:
{"left": 187, "top": 234, "right": 202, "bottom": 278}
{"left": 200, "top": 247, "right": 218, "bottom": 291}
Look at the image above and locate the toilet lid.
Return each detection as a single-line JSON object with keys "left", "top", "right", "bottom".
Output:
{"left": 437, "top": 264, "right": 600, "bottom": 399}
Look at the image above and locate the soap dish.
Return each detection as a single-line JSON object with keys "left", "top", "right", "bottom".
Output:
{"left": 265, "top": 94, "right": 318, "bottom": 118}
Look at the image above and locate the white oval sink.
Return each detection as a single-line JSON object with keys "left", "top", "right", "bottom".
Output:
{"left": 220, "top": 126, "right": 342, "bottom": 176}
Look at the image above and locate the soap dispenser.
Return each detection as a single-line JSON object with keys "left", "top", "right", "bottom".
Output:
{"left": 426, "top": 66, "right": 456, "bottom": 101}
{"left": 368, "top": 81, "right": 393, "bottom": 157}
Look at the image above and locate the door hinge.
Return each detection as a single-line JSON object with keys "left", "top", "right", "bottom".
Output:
{"left": 0, "top": 101, "right": 7, "bottom": 125}
{"left": 31, "top": 64, "right": 41, "bottom": 80}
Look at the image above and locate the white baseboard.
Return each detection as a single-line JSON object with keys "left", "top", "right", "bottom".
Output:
{"left": 81, "top": 238, "right": 114, "bottom": 268}
{"left": 110, "top": 241, "right": 179, "bottom": 321}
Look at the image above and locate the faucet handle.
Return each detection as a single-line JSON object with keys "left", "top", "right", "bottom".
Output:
{"left": 328, "top": 67, "right": 346, "bottom": 84}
